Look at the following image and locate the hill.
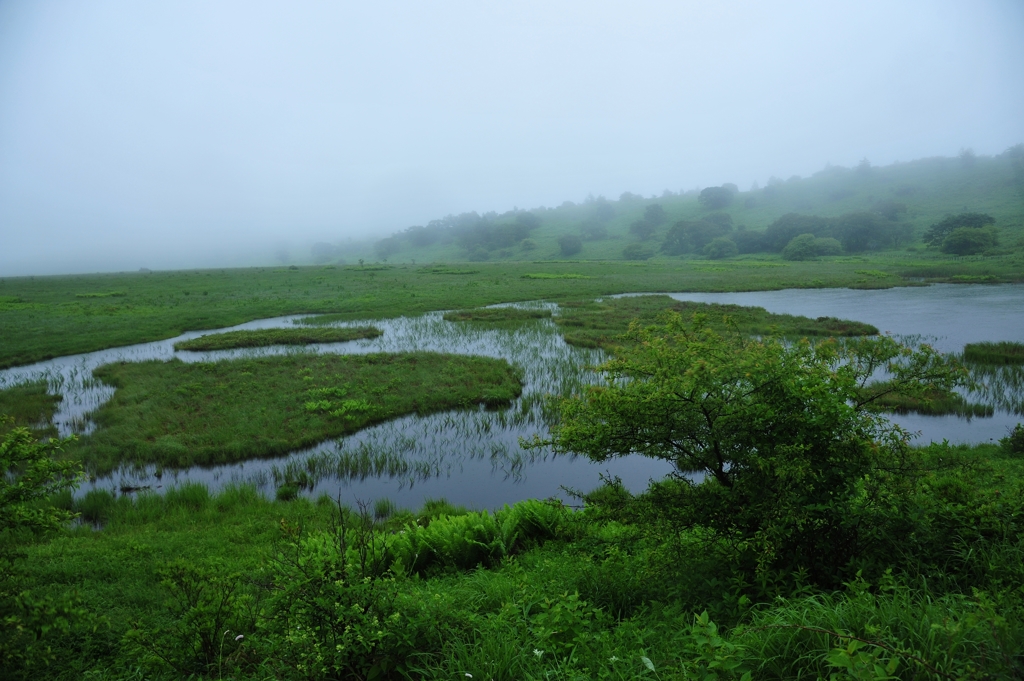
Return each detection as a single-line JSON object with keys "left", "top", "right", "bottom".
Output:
{"left": 329, "top": 146, "right": 1024, "bottom": 265}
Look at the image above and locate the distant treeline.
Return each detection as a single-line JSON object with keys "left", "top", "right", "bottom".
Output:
{"left": 353, "top": 144, "right": 1022, "bottom": 263}
{"left": 375, "top": 210, "right": 542, "bottom": 261}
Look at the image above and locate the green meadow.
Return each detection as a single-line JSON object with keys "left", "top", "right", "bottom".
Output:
{"left": 72, "top": 352, "right": 521, "bottom": 474}
{"left": 2, "top": 149, "right": 1024, "bottom": 678}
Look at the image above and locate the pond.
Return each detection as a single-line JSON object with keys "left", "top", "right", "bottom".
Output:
{"left": 647, "top": 283, "right": 1024, "bottom": 445}
{"left": 1, "top": 283, "right": 1021, "bottom": 511}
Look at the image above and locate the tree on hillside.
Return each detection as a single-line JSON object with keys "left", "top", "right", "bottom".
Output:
{"left": 643, "top": 204, "right": 666, "bottom": 227}
{"left": 662, "top": 220, "right": 731, "bottom": 255}
{"left": 558, "top": 234, "right": 583, "bottom": 256}
{"left": 698, "top": 186, "right": 735, "bottom": 210}
{"left": 923, "top": 213, "right": 996, "bottom": 247}
{"left": 539, "top": 314, "right": 966, "bottom": 583}
{"left": 762, "top": 213, "right": 830, "bottom": 251}
{"left": 834, "top": 212, "right": 891, "bottom": 252}
{"left": 941, "top": 227, "right": 998, "bottom": 255}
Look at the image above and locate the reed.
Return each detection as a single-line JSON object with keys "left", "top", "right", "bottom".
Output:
{"left": 173, "top": 326, "right": 381, "bottom": 351}
{"left": 964, "top": 341, "right": 1024, "bottom": 365}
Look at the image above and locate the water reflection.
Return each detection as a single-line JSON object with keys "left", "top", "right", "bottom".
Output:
{"left": 1, "top": 284, "right": 1021, "bottom": 509}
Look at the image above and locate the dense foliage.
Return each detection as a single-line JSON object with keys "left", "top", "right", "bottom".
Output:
{"left": 544, "top": 313, "right": 965, "bottom": 584}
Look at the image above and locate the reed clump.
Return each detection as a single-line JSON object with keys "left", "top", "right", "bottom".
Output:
{"left": 173, "top": 326, "right": 381, "bottom": 351}
{"left": 964, "top": 341, "right": 1024, "bottom": 365}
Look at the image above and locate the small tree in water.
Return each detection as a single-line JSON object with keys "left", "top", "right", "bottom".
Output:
{"left": 539, "top": 313, "right": 967, "bottom": 584}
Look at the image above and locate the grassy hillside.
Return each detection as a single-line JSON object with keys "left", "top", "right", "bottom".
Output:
{"left": 344, "top": 148, "right": 1024, "bottom": 264}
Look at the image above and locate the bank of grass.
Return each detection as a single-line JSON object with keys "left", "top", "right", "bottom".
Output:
{"left": 73, "top": 352, "right": 522, "bottom": 474}
{"left": 964, "top": 341, "right": 1024, "bottom": 365}
{"left": 6, "top": 257, "right": 1021, "bottom": 370}
{"left": 554, "top": 295, "right": 879, "bottom": 350}
{"left": 173, "top": 326, "right": 381, "bottom": 351}
{"left": 12, "top": 439, "right": 1024, "bottom": 680}
{"left": 862, "top": 381, "right": 995, "bottom": 418}
{"left": 442, "top": 307, "right": 552, "bottom": 324}
{"left": 0, "top": 380, "right": 61, "bottom": 438}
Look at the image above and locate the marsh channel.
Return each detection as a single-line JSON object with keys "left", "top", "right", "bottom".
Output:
{"left": 2, "top": 283, "right": 1021, "bottom": 511}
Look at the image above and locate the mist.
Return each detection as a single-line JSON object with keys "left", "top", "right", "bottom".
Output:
{"left": 1, "top": 0, "right": 1022, "bottom": 275}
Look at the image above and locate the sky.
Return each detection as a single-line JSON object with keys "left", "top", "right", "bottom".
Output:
{"left": 1, "top": 0, "right": 1022, "bottom": 275}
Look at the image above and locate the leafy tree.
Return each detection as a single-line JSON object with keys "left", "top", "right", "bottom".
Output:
{"left": 781, "top": 233, "right": 819, "bottom": 260}
{"left": 1, "top": 426, "right": 85, "bottom": 673}
{"left": 541, "top": 315, "right": 965, "bottom": 584}
{"left": 622, "top": 243, "right": 655, "bottom": 261}
{"left": 732, "top": 228, "right": 766, "bottom": 254}
{"left": 834, "top": 212, "right": 891, "bottom": 252}
{"left": 871, "top": 199, "right": 907, "bottom": 221}
{"left": 941, "top": 226, "right": 998, "bottom": 255}
{"left": 662, "top": 220, "right": 731, "bottom": 255}
{"left": 515, "top": 211, "right": 541, "bottom": 231}
{"left": 698, "top": 186, "right": 735, "bottom": 210}
{"left": 643, "top": 204, "right": 666, "bottom": 227}
{"left": 558, "top": 234, "right": 583, "bottom": 256}
{"left": 702, "top": 237, "right": 737, "bottom": 260}
{"left": 763, "top": 213, "right": 830, "bottom": 251}
{"left": 923, "top": 213, "right": 996, "bottom": 247}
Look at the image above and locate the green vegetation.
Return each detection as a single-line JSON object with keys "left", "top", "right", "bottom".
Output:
{"left": 351, "top": 149, "right": 1023, "bottom": 266}
{"left": 540, "top": 314, "right": 965, "bottom": 584}
{"left": 859, "top": 381, "right": 994, "bottom": 417}
{"left": 9, "top": 426, "right": 1024, "bottom": 678}
{"left": 553, "top": 295, "right": 878, "bottom": 350}
{"left": 5, "top": 256, "right": 1024, "bottom": 370}
{"left": 173, "top": 326, "right": 381, "bottom": 351}
{"left": 0, "top": 381, "right": 62, "bottom": 438}
{"left": 73, "top": 352, "right": 522, "bottom": 474}
{"left": 0, "top": 428, "right": 83, "bottom": 672}
{"left": 964, "top": 341, "right": 1024, "bottom": 365}
{"left": 442, "top": 307, "right": 552, "bottom": 324}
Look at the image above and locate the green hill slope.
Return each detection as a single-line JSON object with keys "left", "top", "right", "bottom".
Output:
{"left": 339, "top": 147, "right": 1024, "bottom": 264}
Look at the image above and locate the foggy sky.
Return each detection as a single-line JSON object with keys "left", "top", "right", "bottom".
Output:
{"left": 1, "top": 0, "right": 1022, "bottom": 276}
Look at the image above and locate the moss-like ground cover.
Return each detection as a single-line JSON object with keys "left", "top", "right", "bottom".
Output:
{"left": 73, "top": 352, "right": 522, "bottom": 474}
{"left": 964, "top": 341, "right": 1024, "bottom": 365}
{"left": 173, "top": 326, "right": 381, "bottom": 351}
{"left": 554, "top": 295, "right": 879, "bottom": 350}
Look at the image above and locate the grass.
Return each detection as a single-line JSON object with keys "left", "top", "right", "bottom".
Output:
{"left": 964, "top": 341, "right": 1024, "bottom": 365}
{"left": 72, "top": 351, "right": 522, "bottom": 474}
{"left": 0, "top": 379, "right": 61, "bottom": 438}
{"left": 172, "top": 326, "right": 381, "bottom": 351}
{"left": 14, "top": 438, "right": 1024, "bottom": 679}
{"left": 553, "top": 295, "right": 879, "bottom": 350}
{"left": 861, "top": 382, "right": 995, "bottom": 418}
{"left": 442, "top": 307, "right": 552, "bottom": 324}
{"left": 6, "top": 257, "right": 1018, "bottom": 370}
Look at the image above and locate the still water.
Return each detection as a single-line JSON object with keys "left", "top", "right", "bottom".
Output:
{"left": 1, "top": 284, "right": 1021, "bottom": 510}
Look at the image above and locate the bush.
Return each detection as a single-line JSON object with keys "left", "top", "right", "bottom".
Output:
{"left": 622, "top": 243, "right": 655, "bottom": 260}
{"left": 1003, "top": 424, "right": 1024, "bottom": 456}
{"left": 781, "top": 233, "right": 819, "bottom": 260}
{"left": 558, "top": 234, "right": 583, "bottom": 256}
{"left": 698, "top": 186, "right": 735, "bottom": 209}
{"left": 702, "top": 237, "right": 738, "bottom": 260}
{"left": 941, "top": 226, "right": 998, "bottom": 255}
{"left": 520, "top": 238, "right": 537, "bottom": 251}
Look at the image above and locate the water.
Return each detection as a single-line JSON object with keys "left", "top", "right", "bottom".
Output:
{"left": 0, "top": 303, "right": 673, "bottom": 509}
{"left": 641, "top": 283, "right": 1024, "bottom": 444}
{"left": 2, "top": 284, "right": 1021, "bottom": 510}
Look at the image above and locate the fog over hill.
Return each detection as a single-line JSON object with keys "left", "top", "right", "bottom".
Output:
{"left": 1, "top": 1, "right": 1022, "bottom": 275}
